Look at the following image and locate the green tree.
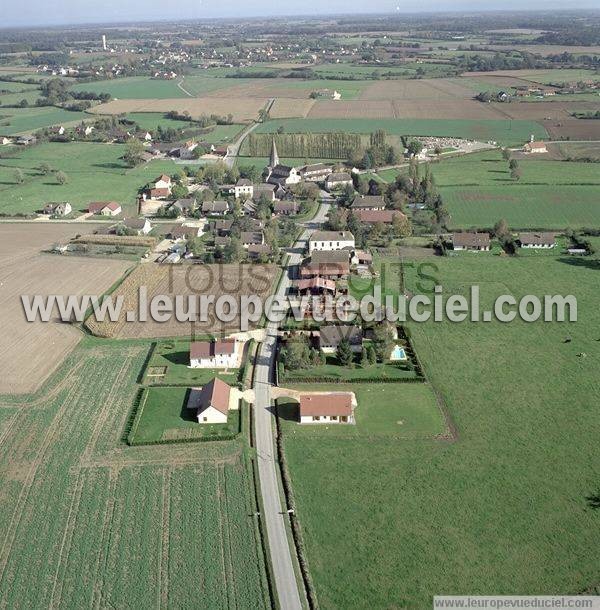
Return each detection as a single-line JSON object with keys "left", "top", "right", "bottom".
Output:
{"left": 55, "top": 170, "right": 68, "bottom": 185}
{"left": 279, "top": 336, "right": 310, "bottom": 370}
{"left": 360, "top": 347, "right": 369, "bottom": 368}
{"left": 372, "top": 323, "right": 394, "bottom": 363}
{"left": 407, "top": 139, "right": 424, "bottom": 157}
{"left": 510, "top": 166, "right": 522, "bottom": 182}
{"left": 39, "top": 162, "right": 52, "bottom": 175}
{"left": 123, "top": 138, "right": 145, "bottom": 167}
{"left": 336, "top": 338, "right": 354, "bottom": 367}
{"left": 13, "top": 168, "right": 24, "bottom": 184}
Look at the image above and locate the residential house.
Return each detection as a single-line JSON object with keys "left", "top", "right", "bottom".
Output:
{"left": 452, "top": 232, "right": 490, "bottom": 252}
{"left": 212, "top": 219, "right": 234, "bottom": 236}
{"left": 170, "top": 225, "right": 202, "bottom": 240}
{"left": 350, "top": 195, "right": 385, "bottom": 211}
{"left": 240, "top": 231, "right": 265, "bottom": 248}
{"left": 518, "top": 232, "right": 556, "bottom": 249}
{"left": 88, "top": 201, "right": 122, "bottom": 216}
{"left": 294, "top": 277, "right": 336, "bottom": 296}
{"left": 189, "top": 339, "right": 237, "bottom": 368}
{"left": 148, "top": 187, "right": 170, "bottom": 200}
{"left": 299, "top": 163, "right": 333, "bottom": 182}
{"left": 308, "top": 230, "right": 355, "bottom": 254}
{"left": 300, "top": 250, "right": 350, "bottom": 279}
{"left": 298, "top": 393, "right": 355, "bottom": 424}
{"left": 43, "top": 202, "right": 72, "bottom": 216}
{"left": 234, "top": 178, "right": 254, "bottom": 199}
{"left": 214, "top": 236, "right": 231, "bottom": 248}
{"left": 122, "top": 217, "right": 152, "bottom": 235}
{"left": 170, "top": 198, "right": 196, "bottom": 216}
{"left": 202, "top": 200, "right": 230, "bottom": 215}
{"left": 325, "top": 172, "right": 353, "bottom": 191}
{"left": 354, "top": 209, "right": 406, "bottom": 224}
{"left": 318, "top": 324, "right": 363, "bottom": 353}
{"left": 350, "top": 249, "right": 373, "bottom": 266}
{"left": 186, "top": 378, "right": 231, "bottom": 424}
{"left": 1, "top": 137, "right": 13, "bottom": 146}
{"left": 273, "top": 201, "right": 299, "bottom": 216}
{"left": 254, "top": 183, "right": 277, "bottom": 202}
{"left": 242, "top": 199, "right": 257, "bottom": 216}
{"left": 153, "top": 174, "right": 172, "bottom": 190}
{"left": 247, "top": 243, "right": 272, "bottom": 260}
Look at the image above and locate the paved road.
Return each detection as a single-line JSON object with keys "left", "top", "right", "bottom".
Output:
{"left": 253, "top": 198, "right": 331, "bottom": 610}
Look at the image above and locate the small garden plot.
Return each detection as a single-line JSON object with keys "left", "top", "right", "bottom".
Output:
{"left": 130, "top": 386, "right": 240, "bottom": 444}
{"left": 277, "top": 383, "right": 445, "bottom": 439}
{"left": 143, "top": 339, "right": 241, "bottom": 386}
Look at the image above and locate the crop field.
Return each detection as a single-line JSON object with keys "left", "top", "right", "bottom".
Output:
{"left": 0, "top": 141, "right": 176, "bottom": 215}
{"left": 85, "top": 263, "right": 278, "bottom": 338}
{"left": 543, "top": 118, "right": 600, "bottom": 141}
{"left": 268, "top": 98, "right": 315, "bottom": 119}
{"left": 492, "top": 100, "right": 600, "bottom": 120}
{"left": 482, "top": 69, "right": 600, "bottom": 85}
{"left": 256, "top": 118, "right": 547, "bottom": 146}
{"left": 0, "top": 338, "right": 270, "bottom": 608}
{"left": 359, "top": 78, "right": 475, "bottom": 100}
{"left": 555, "top": 141, "right": 600, "bottom": 160}
{"left": 0, "top": 223, "right": 132, "bottom": 394}
{"left": 91, "top": 97, "right": 267, "bottom": 123}
{"left": 430, "top": 150, "right": 600, "bottom": 229}
{"left": 0, "top": 106, "right": 88, "bottom": 135}
{"left": 277, "top": 382, "right": 445, "bottom": 439}
{"left": 283, "top": 255, "right": 600, "bottom": 608}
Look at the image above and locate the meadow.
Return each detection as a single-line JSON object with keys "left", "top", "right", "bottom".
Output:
{"left": 429, "top": 150, "right": 600, "bottom": 229}
{"left": 70, "top": 76, "right": 190, "bottom": 99}
{"left": 0, "top": 106, "right": 88, "bottom": 135}
{"left": 0, "top": 338, "right": 270, "bottom": 608}
{"left": 0, "top": 141, "right": 175, "bottom": 215}
{"left": 283, "top": 255, "right": 600, "bottom": 608}
{"left": 256, "top": 118, "right": 547, "bottom": 147}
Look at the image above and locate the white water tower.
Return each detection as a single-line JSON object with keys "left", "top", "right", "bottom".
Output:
{"left": 102, "top": 35, "right": 107, "bottom": 51}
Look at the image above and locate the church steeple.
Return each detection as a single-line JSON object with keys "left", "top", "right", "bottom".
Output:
{"left": 269, "top": 138, "right": 279, "bottom": 168}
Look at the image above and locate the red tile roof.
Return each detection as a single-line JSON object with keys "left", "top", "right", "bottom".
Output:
{"left": 197, "top": 377, "right": 231, "bottom": 415}
{"left": 190, "top": 339, "right": 236, "bottom": 360}
{"left": 299, "top": 393, "right": 353, "bottom": 417}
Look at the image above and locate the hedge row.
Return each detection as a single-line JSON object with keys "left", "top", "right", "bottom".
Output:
{"left": 279, "top": 375, "right": 425, "bottom": 384}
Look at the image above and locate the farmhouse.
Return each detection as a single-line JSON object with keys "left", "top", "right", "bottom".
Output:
{"left": 300, "top": 250, "right": 350, "bottom": 279}
{"left": 214, "top": 236, "right": 231, "bottom": 248}
{"left": 309, "top": 230, "right": 355, "bottom": 253}
{"left": 242, "top": 199, "right": 257, "bottom": 215}
{"left": 354, "top": 209, "right": 406, "bottom": 224}
{"left": 319, "top": 324, "right": 363, "bottom": 353}
{"left": 153, "top": 174, "right": 172, "bottom": 190}
{"left": 170, "top": 225, "right": 201, "bottom": 240}
{"left": 452, "top": 232, "right": 490, "bottom": 252}
{"left": 43, "top": 202, "right": 72, "bottom": 216}
{"left": 187, "top": 378, "right": 231, "bottom": 424}
{"left": 17, "top": 135, "right": 36, "bottom": 146}
{"left": 202, "top": 200, "right": 230, "bottom": 215}
{"left": 247, "top": 244, "right": 273, "bottom": 260}
{"left": 88, "top": 201, "right": 122, "bottom": 216}
{"left": 273, "top": 201, "right": 299, "bottom": 216}
{"left": 212, "top": 219, "right": 234, "bottom": 236}
{"left": 523, "top": 141, "right": 548, "bottom": 154}
{"left": 294, "top": 277, "right": 336, "bottom": 296}
{"left": 148, "top": 187, "right": 170, "bottom": 200}
{"left": 518, "top": 232, "right": 556, "bottom": 248}
{"left": 234, "top": 178, "right": 254, "bottom": 199}
{"left": 325, "top": 172, "right": 353, "bottom": 191}
{"left": 299, "top": 163, "right": 333, "bottom": 182}
{"left": 350, "top": 195, "right": 385, "bottom": 211}
{"left": 122, "top": 217, "right": 152, "bottom": 235}
{"left": 298, "top": 393, "right": 355, "bottom": 424}
{"left": 0, "top": 137, "right": 12, "bottom": 146}
{"left": 189, "top": 339, "right": 237, "bottom": 368}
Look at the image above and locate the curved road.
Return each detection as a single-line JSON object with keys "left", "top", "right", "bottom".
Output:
{"left": 253, "top": 196, "right": 331, "bottom": 610}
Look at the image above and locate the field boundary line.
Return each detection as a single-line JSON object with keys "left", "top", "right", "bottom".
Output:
{"left": 216, "top": 464, "right": 233, "bottom": 610}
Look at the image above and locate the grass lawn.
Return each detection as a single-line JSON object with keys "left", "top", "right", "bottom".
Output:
{"left": 429, "top": 150, "right": 600, "bottom": 229}
{"left": 131, "top": 386, "right": 240, "bottom": 444}
{"left": 144, "top": 338, "right": 241, "bottom": 387}
{"left": 255, "top": 118, "right": 547, "bottom": 147}
{"left": 278, "top": 382, "right": 445, "bottom": 439}
{"left": 280, "top": 354, "right": 418, "bottom": 382}
{"left": 283, "top": 255, "right": 600, "bottom": 608}
{"left": 0, "top": 106, "right": 88, "bottom": 135}
{"left": 0, "top": 141, "right": 176, "bottom": 215}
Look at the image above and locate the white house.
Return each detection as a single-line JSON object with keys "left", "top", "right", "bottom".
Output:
{"left": 122, "top": 217, "right": 152, "bottom": 235}
{"left": 325, "top": 172, "right": 353, "bottom": 192}
{"left": 88, "top": 201, "right": 122, "bottom": 216}
{"left": 234, "top": 178, "right": 254, "bottom": 199}
{"left": 518, "top": 232, "right": 556, "bottom": 249}
{"left": 43, "top": 202, "right": 72, "bottom": 216}
{"left": 187, "top": 378, "right": 231, "bottom": 424}
{"left": 189, "top": 339, "right": 237, "bottom": 368}
{"left": 153, "top": 174, "right": 172, "bottom": 191}
{"left": 452, "top": 232, "right": 490, "bottom": 252}
{"left": 308, "top": 230, "right": 355, "bottom": 254}
{"left": 523, "top": 140, "right": 547, "bottom": 154}
{"left": 298, "top": 393, "right": 356, "bottom": 424}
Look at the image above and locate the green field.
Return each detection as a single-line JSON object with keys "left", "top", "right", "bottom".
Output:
{"left": 513, "top": 69, "right": 600, "bottom": 84}
{"left": 0, "top": 106, "right": 88, "bottom": 135}
{"left": 256, "top": 118, "right": 547, "bottom": 147}
{"left": 283, "top": 255, "right": 600, "bottom": 608}
{"left": 70, "top": 76, "right": 189, "bottom": 99}
{"left": 430, "top": 150, "right": 600, "bottom": 229}
{"left": 0, "top": 338, "right": 270, "bottom": 608}
{"left": 278, "top": 382, "right": 444, "bottom": 439}
{"left": 144, "top": 339, "right": 241, "bottom": 386}
{"left": 0, "top": 141, "right": 176, "bottom": 215}
{"left": 131, "top": 386, "right": 241, "bottom": 444}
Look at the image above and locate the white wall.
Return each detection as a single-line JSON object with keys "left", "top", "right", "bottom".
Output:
{"left": 300, "top": 414, "right": 354, "bottom": 424}
{"left": 197, "top": 405, "right": 228, "bottom": 424}
{"left": 309, "top": 239, "right": 355, "bottom": 253}
{"left": 190, "top": 351, "right": 237, "bottom": 369}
